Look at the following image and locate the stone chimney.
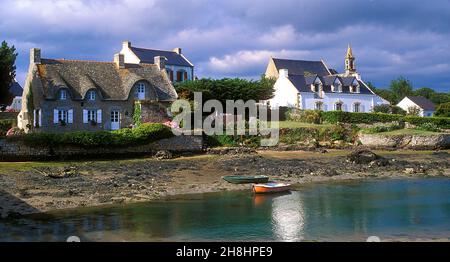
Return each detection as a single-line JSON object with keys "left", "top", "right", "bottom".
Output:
{"left": 173, "top": 47, "right": 182, "bottom": 54}
{"left": 279, "top": 69, "right": 288, "bottom": 78}
{"left": 30, "top": 48, "right": 41, "bottom": 64}
{"left": 114, "top": 53, "right": 125, "bottom": 69}
{"left": 154, "top": 56, "right": 167, "bottom": 70}
{"left": 123, "top": 40, "right": 131, "bottom": 49}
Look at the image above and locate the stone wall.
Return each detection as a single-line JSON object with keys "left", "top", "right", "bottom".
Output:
{"left": 0, "top": 135, "right": 203, "bottom": 161}
{"left": 358, "top": 133, "right": 450, "bottom": 149}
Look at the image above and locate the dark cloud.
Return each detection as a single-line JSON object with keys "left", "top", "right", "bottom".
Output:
{"left": 1, "top": 0, "right": 449, "bottom": 91}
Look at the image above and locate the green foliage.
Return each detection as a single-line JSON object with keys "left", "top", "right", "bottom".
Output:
{"left": 321, "top": 111, "right": 402, "bottom": 124}
{"left": 415, "top": 122, "right": 441, "bottom": 132}
{"left": 206, "top": 134, "right": 261, "bottom": 148}
{"left": 361, "top": 124, "right": 403, "bottom": 134}
{"left": 390, "top": 76, "right": 413, "bottom": 104}
{"left": 435, "top": 102, "right": 450, "bottom": 117}
{"left": 0, "top": 119, "right": 14, "bottom": 137}
{"left": 174, "top": 76, "right": 275, "bottom": 104}
{"left": 0, "top": 41, "right": 18, "bottom": 106}
{"left": 16, "top": 123, "right": 173, "bottom": 148}
{"left": 404, "top": 116, "right": 450, "bottom": 129}
{"left": 286, "top": 109, "right": 321, "bottom": 124}
{"left": 133, "top": 101, "right": 142, "bottom": 126}
{"left": 373, "top": 104, "right": 406, "bottom": 115}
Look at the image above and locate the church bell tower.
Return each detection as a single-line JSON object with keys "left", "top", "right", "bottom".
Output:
{"left": 345, "top": 43, "right": 356, "bottom": 76}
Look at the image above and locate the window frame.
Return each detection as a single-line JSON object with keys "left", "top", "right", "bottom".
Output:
{"left": 87, "top": 90, "right": 96, "bottom": 101}
{"left": 335, "top": 102, "right": 343, "bottom": 111}
{"left": 353, "top": 103, "right": 361, "bottom": 113}
{"left": 59, "top": 89, "right": 67, "bottom": 100}
{"left": 58, "top": 109, "right": 68, "bottom": 122}
{"left": 87, "top": 109, "right": 97, "bottom": 122}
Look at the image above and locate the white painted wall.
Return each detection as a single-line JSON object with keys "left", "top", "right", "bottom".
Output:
{"left": 269, "top": 70, "right": 299, "bottom": 108}
{"left": 397, "top": 97, "right": 434, "bottom": 117}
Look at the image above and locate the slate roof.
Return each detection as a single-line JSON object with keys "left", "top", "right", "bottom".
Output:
{"left": 288, "top": 74, "right": 373, "bottom": 95}
{"left": 36, "top": 59, "right": 177, "bottom": 101}
{"left": 130, "top": 47, "right": 193, "bottom": 67}
{"left": 272, "top": 58, "right": 330, "bottom": 76}
{"left": 405, "top": 96, "right": 436, "bottom": 111}
{"left": 9, "top": 82, "right": 23, "bottom": 97}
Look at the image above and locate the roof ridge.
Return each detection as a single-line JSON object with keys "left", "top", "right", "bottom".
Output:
{"left": 48, "top": 58, "right": 115, "bottom": 64}
{"left": 131, "top": 46, "right": 177, "bottom": 54}
{"left": 273, "top": 57, "right": 322, "bottom": 63}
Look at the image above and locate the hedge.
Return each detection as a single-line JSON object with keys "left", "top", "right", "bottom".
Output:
{"left": 0, "top": 119, "right": 15, "bottom": 137}
{"left": 404, "top": 116, "right": 450, "bottom": 129}
{"left": 11, "top": 123, "right": 174, "bottom": 148}
{"left": 286, "top": 110, "right": 450, "bottom": 129}
{"left": 320, "top": 111, "right": 403, "bottom": 124}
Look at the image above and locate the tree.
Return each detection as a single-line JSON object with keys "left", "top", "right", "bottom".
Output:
{"left": 0, "top": 41, "right": 18, "bottom": 107}
{"left": 390, "top": 76, "right": 413, "bottom": 104}
{"left": 434, "top": 102, "right": 450, "bottom": 117}
{"left": 429, "top": 92, "right": 450, "bottom": 105}
{"left": 174, "top": 76, "right": 275, "bottom": 105}
{"left": 414, "top": 87, "right": 435, "bottom": 99}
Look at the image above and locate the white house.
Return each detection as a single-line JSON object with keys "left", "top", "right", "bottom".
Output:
{"left": 397, "top": 96, "right": 436, "bottom": 117}
{"left": 6, "top": 81, "right": 23, "bottom": 111}
{"left": 265, "top": 45, "right": 388, "bottom": 112}
{"left": 120, "top": 41, "right": 194, "bottom": 83}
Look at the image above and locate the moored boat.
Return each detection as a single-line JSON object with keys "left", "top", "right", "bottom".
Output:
{"left": 252, "top": 182, "right": 291, "bottom": 194}
{"left": 222, "top": 175, "right": 269, "bottom": 184}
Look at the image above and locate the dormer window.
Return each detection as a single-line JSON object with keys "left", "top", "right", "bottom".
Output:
{"left": 332, "top": 79, "right": 342, "bottom": 92}
{"left": 87, "top": 90, "right": 96, "bottom": 101}
{"left": 350, "top": 81, "right": 360, "bottom": 93}
{"left": 59, "top": 89, "right": 67, "bottom": 100}
{"left": 137, "top": 82, "right": 146, "bottom": 100}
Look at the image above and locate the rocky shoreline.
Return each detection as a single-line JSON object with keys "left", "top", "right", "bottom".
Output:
{"left": 0, "top": 149, "right": 449, "bottom": 218}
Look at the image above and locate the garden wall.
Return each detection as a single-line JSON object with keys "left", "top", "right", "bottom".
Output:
{"left": 0, "top": 135, "right": 203, "bottom": 161}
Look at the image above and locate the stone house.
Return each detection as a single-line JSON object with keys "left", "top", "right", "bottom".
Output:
{"left": 397, "top": 96, "right": 436, "bottom": 117}
{"left": 265, "top": 44, "right": 388, "bottom": 112}
{"left": 17, "top": 47, "right": 178, "bottom": 133}
{"left": 119, "top": 41, "right": 194, "bottom": 82}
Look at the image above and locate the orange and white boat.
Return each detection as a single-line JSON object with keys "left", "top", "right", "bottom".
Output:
{"left": 252, "top": 182, "right": 291, "bottom": 194}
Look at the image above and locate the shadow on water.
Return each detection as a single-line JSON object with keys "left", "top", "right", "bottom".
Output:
{"left": 0, "top": 178, "right": 450, "bottom": 241}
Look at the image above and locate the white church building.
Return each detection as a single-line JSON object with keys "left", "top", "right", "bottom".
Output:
{"left": 265, "top": 45, "right": 388, "bottom": 112}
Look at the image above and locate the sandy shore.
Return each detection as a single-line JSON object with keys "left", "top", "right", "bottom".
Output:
{"left": 0, "top": 149, "right": 449, "bottom": 217}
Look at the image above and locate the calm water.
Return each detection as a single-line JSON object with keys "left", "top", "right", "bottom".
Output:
{"left": 1, "top": 178, "right": 450, "bottom": 241}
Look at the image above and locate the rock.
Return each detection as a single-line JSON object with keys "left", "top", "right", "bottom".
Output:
{"left": 154, "top": 150, "right": 173, "bottom": 160}
{"left": 346, "top": 149, "right": 382, "bottom": 164}
{"left": 368, "top": 158, "right": 389, "bottom": 167}
{"left": 404, "top": 168, "right": 415, "bottom": 174}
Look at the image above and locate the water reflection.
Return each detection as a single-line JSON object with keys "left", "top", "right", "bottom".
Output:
{"left": 0, "top": 178, "right": 449, "bottom": 241}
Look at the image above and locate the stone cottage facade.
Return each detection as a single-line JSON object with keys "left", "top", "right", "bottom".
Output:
{"left": 265, "top": 45, "right": 388, "bottom": 112}
{"left": 17, "top": 48, "right": 178, "bottom": 133}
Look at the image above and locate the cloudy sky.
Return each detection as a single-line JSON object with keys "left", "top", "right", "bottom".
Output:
{"left": 1, "top": 0, "right": 449, "bottom": 92}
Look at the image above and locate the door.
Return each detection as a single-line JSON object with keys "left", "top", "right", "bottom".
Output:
{"left": 137, "top": 83, "right": 145, "bottom": 100}
{"left": 110, "top": 110, "right": 120, "bottom": 130}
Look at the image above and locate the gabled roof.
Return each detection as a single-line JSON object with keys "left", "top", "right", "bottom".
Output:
{"left": 130, "top": 47, "right": 193, "bottom": 67}
{"left": 286, "top": 74, "right": 374, "bottom": 95}
{"left": 405, "top": 96, "right": 436, "bottom": 111}
{"left": 35, "top": 59, "right": 177, "bottom": 101}
{"left": 272, "top": 58, "right": 330, "bottom": 76}
{"left": 9, "top": 82, "right": 23, "bottom": 97}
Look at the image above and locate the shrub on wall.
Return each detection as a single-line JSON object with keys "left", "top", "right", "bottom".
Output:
{"left": 286, "top": 109, "right": 322, "bottom": 124}
{"left": 404, "top": 116, "right": 450, "bottom": 129}
{"left": 15, "top": 123, "right": 173, "bottom": 148}
{"left": 0, "top": 119, "right": 15, "bottom": 137}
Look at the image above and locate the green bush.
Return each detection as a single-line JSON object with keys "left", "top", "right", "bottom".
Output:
{"left": 206, "top": 134, "right": 261, "bottom": 148}
{"left": 286, "top": 109, "right": 321, "bottom": 124}
{"left": 17, "top": 123, "right": 173, "bottom": 148}
{"left": 0, "top": 119, "right": 14, "bottom": 137}
{"left": 416, "top": 122, "right": 441, "bottom": 132}
{"left": 361, "top": 124, "right": 403, "bottom": 134}
{"left": 404, "top": 116, "right": 450, "bottom": 129}
{"left": 435, "top": 102, "right": 450, "bottom": 117}
{"left": 373, "top": 104, "right": 406, "bottom": 115}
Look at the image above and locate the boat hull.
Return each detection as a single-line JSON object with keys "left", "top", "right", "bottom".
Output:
{"left": 253, "top": 183, "right": 291, "bottom": 194}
